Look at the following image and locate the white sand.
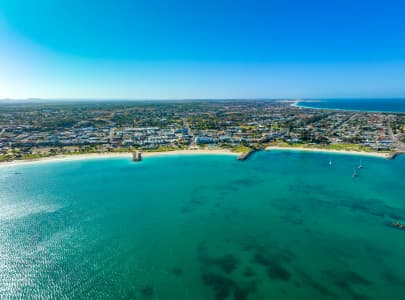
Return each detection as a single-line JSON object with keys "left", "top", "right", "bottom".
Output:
{"left": 0, "top": 149, "right": 238, "bottom": 168}
{"left": 1, "top": 147, "right": 393, "bottom": 169}
{"left": 265, "top": 146, "right": 391, "bottom": 158}
{"left": 142, "top": 149, "right": 237, "bottom": 157}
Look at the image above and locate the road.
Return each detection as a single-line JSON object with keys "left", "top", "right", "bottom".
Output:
{"left": 388, "top": 121, "right": 405, "bottom": 152}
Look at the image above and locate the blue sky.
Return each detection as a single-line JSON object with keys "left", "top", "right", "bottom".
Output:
{"left": 0, "top": 0, "right": 405, "bottom": 99}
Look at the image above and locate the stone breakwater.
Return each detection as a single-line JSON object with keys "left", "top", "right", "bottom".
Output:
{"left": 237, "top": 149, "right": 257, "bottom": 161}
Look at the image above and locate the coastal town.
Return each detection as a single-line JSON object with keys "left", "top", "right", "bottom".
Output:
{"left": 0, "top": 100, "right": 404, "bottom": 162}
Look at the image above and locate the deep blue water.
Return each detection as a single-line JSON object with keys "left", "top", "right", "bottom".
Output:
{"left": 297, "top": 99, "right": 405, "bottom": 113}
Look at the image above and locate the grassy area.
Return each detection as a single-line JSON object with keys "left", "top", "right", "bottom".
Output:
{"left": 0, "top": 152, "right": 56, "bottom": 162}
{"left": 21, "top": 153, "right": 51, "bottom": 160}
{"left": 110, "top": 147, "right": 133, "bottom": 153}
{"left": 267, "top": 142, "right": 382, "bottom": 152}
{"left": 220, "top": 144, "right": 252, "bottom": 153}
{"left": 0, "top": 155, "right": 13, "bottom": 162}
{"left": 144, "top": 145, "right": 186, "bottom": 152}
{"left": 322, "top": 143, "right": 376, "bottom": 152}
{"left": 239, "top": 125, "right": 258, "bottom": 130}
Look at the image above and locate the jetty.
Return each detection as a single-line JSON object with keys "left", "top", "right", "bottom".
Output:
{"left": 132, "top": 151, "right": 142, "bottom": 162}
{"left": 387, "top": 151, "right": 404, "bottom": 160}
{"left": 237, "top": 148, "right": 257, "bottom": 161}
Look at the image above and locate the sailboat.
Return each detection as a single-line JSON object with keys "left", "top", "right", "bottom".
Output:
{"left": 357, "top": 159, "right": 363, "bottom": 169}
{"left": 329, "top": 159, "right": 332, "bottom": 166}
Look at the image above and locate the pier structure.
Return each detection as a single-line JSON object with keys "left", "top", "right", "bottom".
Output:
{"left": 132, "top": 151, "right": 142, "bottom": 162}
{"left": 237, "top": 149, "right": 257, "bottom": 161}
{"left": 387, "top": 151, "right": 404, "bottom": 160}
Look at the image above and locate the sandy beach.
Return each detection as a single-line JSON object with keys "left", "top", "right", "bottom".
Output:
{"left": 0, "top": 147, "right": 395, "bottom": 168}
{"left": 265, "top": 146, "right": 391, "bottom": 158}
{"left": 142, "top": 149, "right": 238, "bottom": 157}
{"left": 290, "top": 100, "right": 299, "bottom": 107}
{"left": 0, "top": 149, "right": 238, "bottom": 168}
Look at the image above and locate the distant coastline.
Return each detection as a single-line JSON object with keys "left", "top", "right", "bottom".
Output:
{"left": 291, "top": 100, "right": 330, "bottom": 111}
{"left": 292, "top": 99, "right": 405, "bottom": 113}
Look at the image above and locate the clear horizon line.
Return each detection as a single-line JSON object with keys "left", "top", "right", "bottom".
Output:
{"left": 1, "top": 97, "right": 405, "bottom": 102}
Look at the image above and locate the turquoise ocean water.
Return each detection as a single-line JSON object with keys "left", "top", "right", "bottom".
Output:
{"left": 0, "top": 151, "right": 405, "bottom": 299}
{"left": 296, "top": 99, "right": 405, "bottom": 112}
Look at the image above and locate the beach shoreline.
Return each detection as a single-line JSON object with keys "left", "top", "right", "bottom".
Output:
{"left": 0, "top": 147, "right": 396, "bottom": 168}
{"left": 291, "top": 100, "right": 404, "bottom": 114}
{"left": 265, "top": 146, "right": 391, "bottom": 158}
{"left": 0, "top": 149, "right": 238, "bottom": 168}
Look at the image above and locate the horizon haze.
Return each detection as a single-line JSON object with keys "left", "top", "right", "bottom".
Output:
{"left": 1, "top": 0, "right": 405, "bottom": 99}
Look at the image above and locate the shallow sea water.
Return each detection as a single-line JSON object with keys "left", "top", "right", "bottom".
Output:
{"left": 0, "top": 151, "right": 404, "bottom": 299}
